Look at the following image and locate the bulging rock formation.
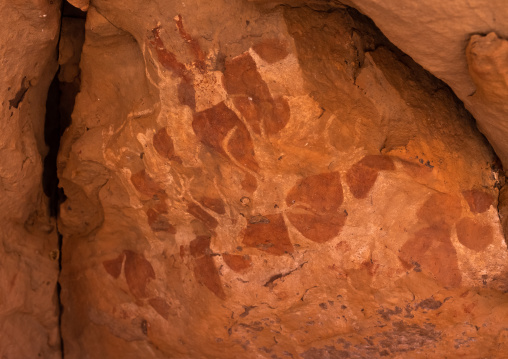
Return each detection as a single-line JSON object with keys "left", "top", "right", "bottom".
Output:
{"left": 54, "top": 1, "right": 507, "bottom": 358}
{"left": 335, "top": 0, "right": 508, "bottom": 170}
{"left": 0, "top": 1, "right": 62, "bottom": 358}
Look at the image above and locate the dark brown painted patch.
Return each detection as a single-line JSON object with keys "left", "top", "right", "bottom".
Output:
{"left": 102, "top": 253, "right": 125, "bottom": 279}
{"left": 190, "top": 236, "right": 211, "bottom": 257}
{"left": 456, "top": 217, "right": 494, "bottom": 251}
{"left": 462, "top": 189, "right": 495, "bottom": 214}
{"left": 252, "top": 39, "right": 289, "bottom": 64}
{"left": 9, "top": 78, "right": 29, "bottom": 109}
{"left": 416, "top": 297, "right": 442, "bottom": 311}
{"left": 187, "top": 203, "right": 219, "bottom": 229}
{"left": 153, "top": 127, "right": 175, "bottom": 160}
{"left": 131, "top": 170, "right": 166, "bottom": 198}
{"left": 286, "top": 210, "right": 346, "bottom": 243}
{"left": 199, "top": 196, "right": 226, "bottom": 215}
{"left": 417, "top": 192, "right": 462, "bottom": 226}
{"left": 399, "top": 224, "right": 461, "bottom": 288}
{"left": 148, "top": 297, "right": 171, "bottom": 319}
{"left": 346, "top": 156, "right": 394, "bottom": 199}
{"left": 124, "top": 250, "right": 156, "bottom": 299}
{"left": 243, "top": 213, "right": 293, "bottom": 255}
{"left": 222, "top": 52, "right": 290, "bottom": 136}
{"left": 146, "top": 208, "right": 176, "bottom": 233}
{"left": 194, "top": 256, "right": 226, "bottom": 299}
{"left": 192, "top": 101, "right": 259, "bottom": 172}
{"left": 286, "top": 172, "right": 343, "bottom": 212}
{"left": 223, "top": 254, "right": 252, "bottom": 272}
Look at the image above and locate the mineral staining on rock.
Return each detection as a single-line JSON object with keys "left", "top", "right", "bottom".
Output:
{"left": 57, "top": 1, "right": 508, "bottom": 358}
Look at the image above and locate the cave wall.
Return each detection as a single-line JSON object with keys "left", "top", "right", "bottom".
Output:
{"left": 56, "top": 0, "right": 508, "bottom": 358}
{"left": 0, "top": 0, "right": 507, "bottom": 358}
{"left": 0, "top": 1, "right": 62, "bottom": 358}
{"left": 335, "top": 0, "right": 508, "bottom": 242}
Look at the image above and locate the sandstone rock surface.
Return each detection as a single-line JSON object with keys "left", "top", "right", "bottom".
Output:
{"left": 0, "top": 0, "right": 62, "bottom": 358}
{"left": 57, "top": 1, "right": 508, "bottom": 358}
{"left": 337, "top": 0, "right": 508, "bottom": 171}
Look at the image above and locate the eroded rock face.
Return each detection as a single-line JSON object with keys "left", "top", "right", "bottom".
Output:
{"left": 333, "top": 0, "right": 508, "bottom": 172}
{"left": 0, "top": 1, "right": 62, "bottom": 358}
{"left": 58, "top": 1, "right": 508, "bottom": 358}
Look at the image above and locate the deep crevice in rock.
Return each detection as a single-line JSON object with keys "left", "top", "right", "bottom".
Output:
{"left": 42, "top": 1, "right": 87, "bottom": 357}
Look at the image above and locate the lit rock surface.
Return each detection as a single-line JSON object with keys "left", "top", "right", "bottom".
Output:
{"left": 58, "top": 1, "right": 508, "bottom": 358}
{"left": 338, "top": 0, "right": 508, "bottom": 170}
{"left": 0, "top": 0, "right": 62, "bottom": 358}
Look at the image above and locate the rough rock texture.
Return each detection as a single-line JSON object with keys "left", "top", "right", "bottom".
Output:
{"left": 332, "top": 0, "right": 508, "bottom": 172}
{"left": 0, "top": 0, "right": 62, "bottom": 358}
{"left": 57, "top": 1, "right": 508, "bottom": 358}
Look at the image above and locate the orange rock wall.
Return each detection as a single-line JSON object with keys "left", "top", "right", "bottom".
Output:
{"left": 57, "top": 2, "right": 508, "bottom": 358}
{"left": 0, "top": 1, "right": 62, "bottom": 358}
{"left": 0, "top": 0, "right": 507, "bottom": 358}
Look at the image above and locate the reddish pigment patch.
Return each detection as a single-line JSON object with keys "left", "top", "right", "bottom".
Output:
{"left": 361, "top": 259, "right": 378, "bottom": 277}
{"left": 243, "top": 213, "right": 293, "bottom": 255}
{"left": 286, "top": 210, "right": 346, "bottom": 243}
{"left": 223, "top": 53, "right": 290, "bottom": 136}
{"left": 131, "top": 170, "right": 166, "bottom": 198}
{"left": 146, "top": 208, "right": 176, "bottom": 233}
{"left": 174, "top": 14, "right": 206, "bottom": 72}
{"left": 462, "top": 189, "right": 495, "bottom": 214}
{"left": 222, "top": 254, "right": 252, "bottom": 272}
{"left": 346, "top": 155, "right": 394, "bottom": 199}
{"left": 152, "top": 201, "right": 169, "bottom": 214}
{"left": 399, "top": 224, "right": 461, "bottom": 288}
{"left": 153, "top": 128, "right": 175, "bottom": 160}
{"left": 190, "top": 236, "right": 212, "bottom": 257}
{"left": 417, "top": 192, "right": 462, "bottom": 226}
{"left": 124, "top": 250, "right": 156, "bottom": 299}
{"left": 232, "top": 96, "right": 262, "bottom": 134}
{"left": 286, "top": 172, "right": 343, "bottom": 212}
{"left": 456, "top": 217, "right": 494, "bottom": 251}
{"left": 227, "top": 126, "right": 260, "bottom": 172}
{"left": 187, "top": 203, "right": 219, "bottom": 229}
{"left": 358, "top": 155, "right": 395, "bottom": 171}
{"left": 150, "top": 26, "right": 196, "bottom": 110}
{"left": 252, "top": 39, "right": 289, "bottom": 64}
{"left": 265, "top": 97, "right": 290, "bottom": 136}
{"left": 346, "top": 165, "right": 378, "bottom": 199}
{"left": 192, "top": 101, "right": 259, "bottom": 172}
{"left": 241, "top": 173, "right": 258, "bottom": 193}
{"left": 194, "top": 256, "right": 226, "bottom": 299}
{"left": 177, "top": 81, "right": 196, "bottom": 110}
{"left": 151, "top": 27, "right": 188, "bottom": 79}
{"left": 199, "top": 197, "right": 226, "bottom": 215}
{"left": 148, "top": 297, "right": 171, "bottom": 319}
{"left": 102, "top": 253, "right": 125, "bottom": 279}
